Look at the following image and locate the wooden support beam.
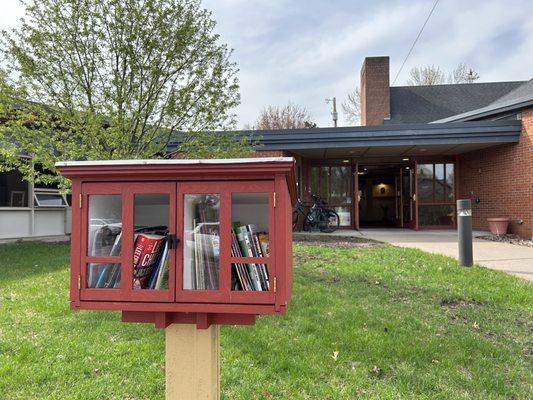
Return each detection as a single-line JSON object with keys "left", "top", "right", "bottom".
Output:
{"left": 165, "top": 324, "right": 220, "bottom": 400}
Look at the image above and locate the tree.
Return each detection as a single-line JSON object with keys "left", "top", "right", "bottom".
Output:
{"left": 407, "top": 64, "right": 480, "bottom": 86}
{"left": 342, "top": 87, "right": 361, "bottom": 125}
{"left": 254, "top": 102, "right": 316, "bottom": 130}
{"left": 407, "top": 65, "right": 446, "bottom": 85}
{"left": 451, "top": 63, "right": 480, "bottom": 83}
{"left": 0, "top": 0, "right": 247, "bottom": 188}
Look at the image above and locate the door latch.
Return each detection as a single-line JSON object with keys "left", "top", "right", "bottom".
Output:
{"left": 168, "top": 234, "right": 179, "bottom": 249}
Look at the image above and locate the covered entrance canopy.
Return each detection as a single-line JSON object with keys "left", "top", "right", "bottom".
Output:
{"left": 168, "top": 120, "right": 522, "bottom": 230}
{"left": 256, "top": 120, "right": 521, "bottom": 159}
{"left": 258, "top": 120, "right": 521, "bottom": 231}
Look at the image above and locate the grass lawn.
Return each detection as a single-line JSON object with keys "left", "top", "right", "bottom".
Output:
{"left": 0, "top": 241, "right": 531, "bottom": 399}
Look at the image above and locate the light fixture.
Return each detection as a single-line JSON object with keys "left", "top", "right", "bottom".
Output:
{"left": 342, "top": 159, "right": 350, "bottom": 163}
{"left": 402, "top": 157, "right": 409, "bottom": 161}
{"left": 406, "top": 167, "right": 410, "bottom": 170}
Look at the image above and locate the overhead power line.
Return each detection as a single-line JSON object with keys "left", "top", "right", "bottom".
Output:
{"left": 392, "top": 0, "right": 440, "bottom": 86}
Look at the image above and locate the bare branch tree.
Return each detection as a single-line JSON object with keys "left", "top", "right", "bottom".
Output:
{"left": 407, "top": 65, "right": 446, "bottom": 85}
{"left": 342, "top": 87, "right": 361, "bottom": 125}
{"left": 450, "top": 63, "right": 480, "bottom": 83}
{"left": 255, "top": 102, "right": 316, "bottom": 130}
{"left": 407, "top": 64, "right": 480, "bottom": 86}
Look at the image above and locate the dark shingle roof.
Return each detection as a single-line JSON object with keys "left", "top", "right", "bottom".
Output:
{"left": 387, "top": 81, "right": 525, "bottom": 124}
{"left": 433, "top": 78, "right": 533, "bottom": 122}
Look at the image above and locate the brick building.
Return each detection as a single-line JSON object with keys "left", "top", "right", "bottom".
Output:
{"left": 169, "top": 56, "right": 532, "bottom": 238}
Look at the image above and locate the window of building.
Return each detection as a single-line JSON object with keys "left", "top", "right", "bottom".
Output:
{"left": 0, "top": 170, "right": 29, "bottom": 207}
{"left": 33, "top": 189, "right": 69, "bottom": 207}
{"left": 310, "top": 165, "right": 352, "bottom": 226}
{"left": 417, "top": 163, "right": 455, "bottom": 227}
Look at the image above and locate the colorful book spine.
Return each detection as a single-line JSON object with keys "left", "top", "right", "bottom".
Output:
{"left": 133, "top": 233, "right": 166, "bottom": 289}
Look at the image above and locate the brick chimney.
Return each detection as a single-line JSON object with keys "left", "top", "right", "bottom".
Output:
{"left": 360, "top": 56, "right": 390, "bottom": 126}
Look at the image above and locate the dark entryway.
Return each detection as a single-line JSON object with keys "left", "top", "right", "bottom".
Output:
{"left": 357, "top": 164, "right": 415, "bottom": 228}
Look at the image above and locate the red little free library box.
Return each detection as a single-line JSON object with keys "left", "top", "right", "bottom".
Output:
{"left": 56, "top": 157, "right": 296, "bottom": 329}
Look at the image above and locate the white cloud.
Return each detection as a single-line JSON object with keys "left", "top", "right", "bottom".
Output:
{"left": 1, "top": 0, "right": 531, "bottom": 127}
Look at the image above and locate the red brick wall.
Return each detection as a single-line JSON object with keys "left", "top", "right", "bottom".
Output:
{"left": 457, "top": 108, "right": 533, "bottom": 238}
{"left": 360, "top": 56, "right": 390, "bottom": 126}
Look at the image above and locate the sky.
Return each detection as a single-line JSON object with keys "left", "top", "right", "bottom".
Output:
{"left": 1, "top": 0, "right": 532, "bottom": 128}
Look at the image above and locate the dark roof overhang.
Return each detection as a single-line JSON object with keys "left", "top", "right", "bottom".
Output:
{"left": 167, "top": 120, "right": 521, "bottom": 158}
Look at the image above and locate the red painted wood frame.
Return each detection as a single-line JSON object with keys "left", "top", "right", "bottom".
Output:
{"left": 59, "top": 158, "right": 296, "bottom": 322}
{"left": 80, "top": 182, "right": 177, "bottom": 302}
{"left": 176, "top": 181, "right": 276, "bottom": 305}
{"left": 80, "top": 181, "right": 277, "bottom": 305}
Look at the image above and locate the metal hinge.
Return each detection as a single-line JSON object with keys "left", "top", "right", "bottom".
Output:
{"left": 77, "top": 275, "right": 81, "bottom": 290}
{"left": 273, "top": 192, "right": 277, "bottom": 208}
{"left": 79, "top": 194, "right": 82, "bottom": 208}
{"left": 273, "top": 277, "right": 277, "bottom": 293}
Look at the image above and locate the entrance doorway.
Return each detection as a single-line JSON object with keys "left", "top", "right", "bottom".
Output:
{"left": 357, "top": 164, "right": 415, "bottom": 228}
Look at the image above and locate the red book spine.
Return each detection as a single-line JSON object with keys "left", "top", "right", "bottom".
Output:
{"left": 133, "top": 235, "right": 165, "bottom": 289}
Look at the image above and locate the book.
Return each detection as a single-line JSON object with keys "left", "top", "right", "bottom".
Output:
{"left": 88, "top": 229, "right": 122, "bottom": 288}
{"left": 231, "top": 225, "right": 270, "bottom": 291}
{"left": 154, "top": 248, "right": 170, "bottom": 289}
{"left": 258, "top": 233, "right": 269, "bottom": 257}
{"left": 132, "top": 233, "right": 166, "bottom": 289}
{"left": 248, "top": 225, "right": 270, "bottom": 290}
{"left": 147, "top": 240, "right": 168, "bottom": 289}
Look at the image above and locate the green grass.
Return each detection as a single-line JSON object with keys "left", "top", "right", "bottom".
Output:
{"left": 0, "top": 241, "right": 531, "bottom": 399}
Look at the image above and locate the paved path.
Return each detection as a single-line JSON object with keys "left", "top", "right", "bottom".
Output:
{"left": 299, "top": 229, "right": 533, "bottom": 281}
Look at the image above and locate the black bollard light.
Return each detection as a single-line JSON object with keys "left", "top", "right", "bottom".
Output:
{"left": 457, "top": 199, "right": 473, "bottom": 267}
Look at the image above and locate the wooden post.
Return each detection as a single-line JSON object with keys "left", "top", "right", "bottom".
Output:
{"left": 165, "top": 324, "right": 220, "bottom": 400}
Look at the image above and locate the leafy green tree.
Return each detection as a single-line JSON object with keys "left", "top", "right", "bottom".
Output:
{"left": 0, "top": 0, "right": 249, "bottom": 188}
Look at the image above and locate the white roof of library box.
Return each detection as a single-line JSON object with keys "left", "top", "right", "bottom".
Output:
{"left": 55, "top": 157, "right": 294, "bottom": 167}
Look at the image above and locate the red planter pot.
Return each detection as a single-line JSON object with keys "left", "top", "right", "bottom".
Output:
{"left": 487, "top": 218, "right": 510, "bottom": 235}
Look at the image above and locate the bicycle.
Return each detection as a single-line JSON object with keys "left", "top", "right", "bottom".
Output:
{"left": 293, "top": 195, "right": 340, "bottom": 233}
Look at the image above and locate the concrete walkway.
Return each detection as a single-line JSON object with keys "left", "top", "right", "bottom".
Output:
{"left": 302, "top": 229, "right": 533, "bottom": 281}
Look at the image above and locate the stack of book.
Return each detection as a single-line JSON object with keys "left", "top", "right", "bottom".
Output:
{"left": 132, "top": 233, "right": 169, "bottom": 290}
{"left": 231, "top": 224, "right": 269, "bottom": 291}
{"left": 88, "top": 228, "right": 122, "bottom": 288}
{"left": 87, "top": 225, "right": 170, "bottom": 290}
{"left": 187, "top": 221, "right": 220, "bottom": 290}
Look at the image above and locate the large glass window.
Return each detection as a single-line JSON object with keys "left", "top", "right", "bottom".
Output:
{"left": 419, "top": 204, "right": 455, "bottom": 226}
{"left": 446, "top": 164, "right": 455, "bottom": 202}
{"left": 417, "top": 163, "right": 455, "bottom": 226}
{"left": 311, "top": 165, "right": 352, "bottom": 226}
{"left": 330, "top": 166, "right": 351, "bottom": 204}
{"left": 417, "top": 164, "right": 434, "bottom": 202}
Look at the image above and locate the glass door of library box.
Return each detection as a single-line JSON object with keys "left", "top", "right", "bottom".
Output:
{"left": 176, "top": 181, "right": 276, "bottom": 305}
{"left": 80, "top": 182, "right": 177, "bottom": 302}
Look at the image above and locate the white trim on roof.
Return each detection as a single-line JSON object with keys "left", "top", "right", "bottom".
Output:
{"left": 55, "top": 157, "right": 294, "bottom": 167}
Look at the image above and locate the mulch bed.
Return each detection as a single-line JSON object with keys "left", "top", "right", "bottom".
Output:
{"left": 476, "top": 233, "right": 533, "bottom": 248}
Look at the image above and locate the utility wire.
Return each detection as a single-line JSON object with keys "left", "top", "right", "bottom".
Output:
{"left": 392, "top": 0, "right": 440, "bottom": 86}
